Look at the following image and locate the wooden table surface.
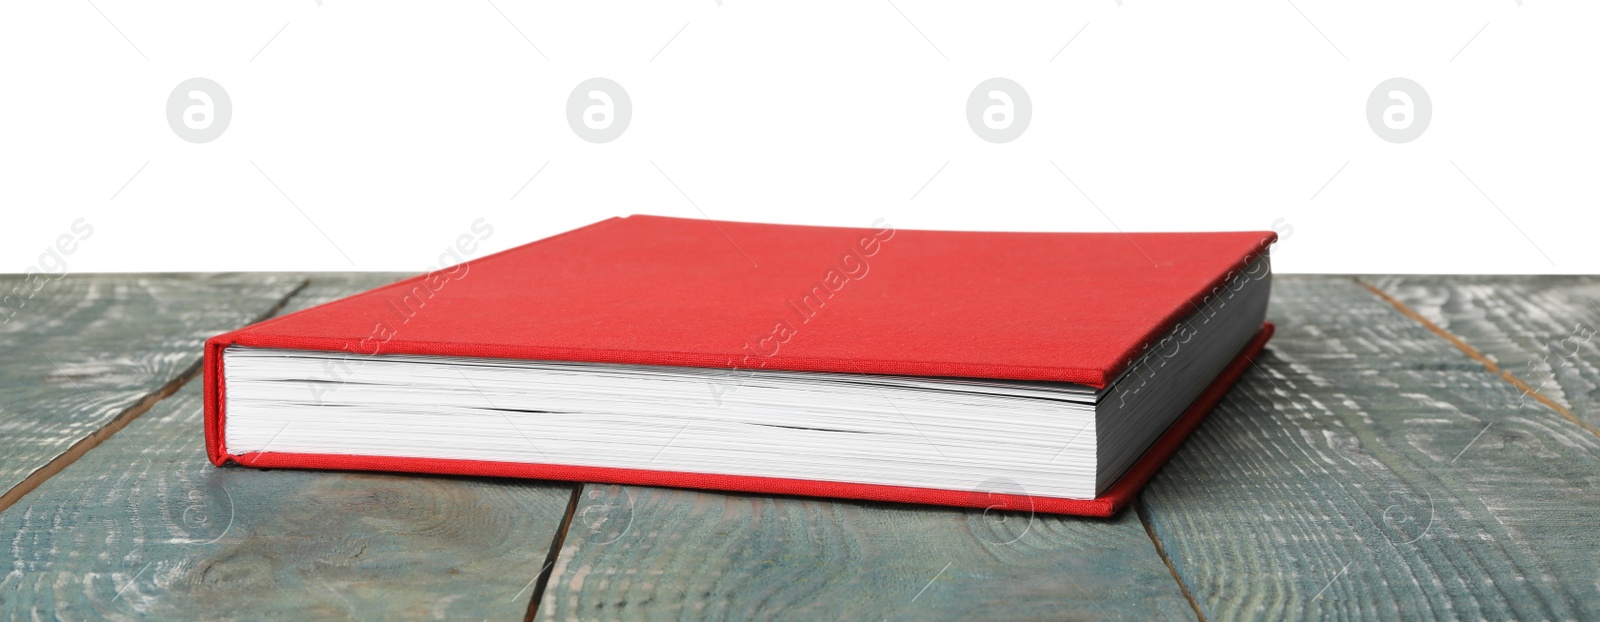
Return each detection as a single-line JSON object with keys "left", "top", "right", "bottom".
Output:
{"left": 2, "top": 273, "right": 1597, "bottom": 621}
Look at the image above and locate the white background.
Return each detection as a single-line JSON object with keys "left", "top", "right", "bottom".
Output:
{"left": 2, "top": 1, "right": 1595, "bottom": 275}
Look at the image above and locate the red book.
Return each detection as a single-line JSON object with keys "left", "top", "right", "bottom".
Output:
{"left": 205, "top": 215, "right": 1275, "bottom": 516}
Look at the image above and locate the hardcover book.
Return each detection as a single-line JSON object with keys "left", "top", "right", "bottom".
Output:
{"left": 205, "top": 215, "right": 1275, "bottom": 516}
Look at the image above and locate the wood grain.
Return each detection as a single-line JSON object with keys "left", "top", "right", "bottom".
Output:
{"left": 0, "top": 274, "right": 577, "bottom": 620}
{"left": 1140, "top": 276, "right": 1600, "bottom": 620}
{"left": 13, "top": 272, "right": 1597, "bottom": 619}
{"left": 1365, "top": 275, "right": 1600, "bottom": 432}
{"left": 0, "top": 273, "right": 306, "bottom": 504}
{"left": 537, "top": 486, "right": 1195, "bottom": 618}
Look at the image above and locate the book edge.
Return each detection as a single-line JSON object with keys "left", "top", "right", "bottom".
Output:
{"left": 213, "top": 323, "right": 1275, "bottom": 517}
{"left": 203, "top": 216, "right": 629, "bottom": 465}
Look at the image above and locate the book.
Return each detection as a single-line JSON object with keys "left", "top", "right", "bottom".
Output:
{"left": 204, "top": 215, "right": 1275, "bottom": 517}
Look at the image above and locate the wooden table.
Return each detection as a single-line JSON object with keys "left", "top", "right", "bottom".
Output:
{"left": 3, "top": 273, "right": 1598, "bottom": 621}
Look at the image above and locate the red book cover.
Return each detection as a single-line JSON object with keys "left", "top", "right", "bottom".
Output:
{"left": 205, "top": 215, "right": 1276, "bottom": 516}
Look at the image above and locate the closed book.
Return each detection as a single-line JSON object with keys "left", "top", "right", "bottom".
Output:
{"left": 205, "top": 215, "right": 1275, "bottom": 516}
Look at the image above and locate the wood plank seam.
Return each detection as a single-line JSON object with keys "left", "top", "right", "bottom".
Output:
{"left": 1136, "top": 498, "right": 1206, "bottom": 622}
{"left": 525, "top": 483, "right": 583, "bottom": 622}
{"left": 1356, "top": 276, "right": 1600, "bottom": 439}
{"left": 0, "top": 277, "right": 310, "bottom": 514}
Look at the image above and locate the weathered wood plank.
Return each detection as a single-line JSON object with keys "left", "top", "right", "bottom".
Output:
{"left": 0, "top": 274, "right": 578, "bottom": 620}
{"left": 1365, "top": 275, "right": 1600, "bottom": 433}
{"left": 537, "top": 487, "right": 1195, "bottom": 616}
{"left": 1141, "top": 276, "right": 1600, "bottom": 620}
{"left": 0, "top": 274, "right": 306, "bottom": 504}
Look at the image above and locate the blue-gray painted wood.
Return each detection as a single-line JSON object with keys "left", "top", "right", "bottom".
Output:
{"left": 1367, "top": 275, "right": 1600, "bottom": 432}
{"left": 0, "top": 274, "right": 576, "bottom": 620}
{"left": 10, "top": 273, "right": 1599, "bottom": 620}
{"left": 537, "top": 484, "right": 1196, "bottom": 621}
{"left": 0, "top": 273, "right": 305, "bottom": 501}
{"left": 1141, "top": 276, "right": 1600, "bottom": 620}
